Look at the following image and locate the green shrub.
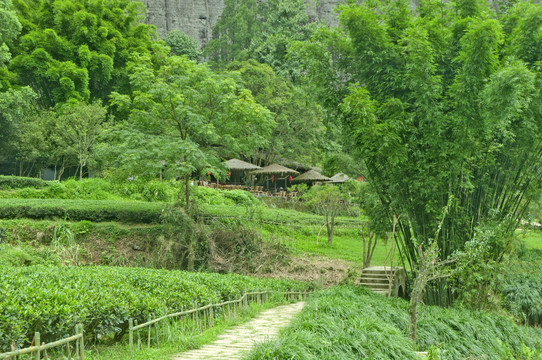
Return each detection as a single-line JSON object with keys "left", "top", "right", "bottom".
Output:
{"left": 0, "top": 199, "right": 165, "bottom": 223}
{"left": 247, "top": 286, "right": 542, "bottom": 360}
{"left": 0, "top": 265, "right": 310, "bottom": 351}
{"left": 0, "top": 176, "right": 48, "bottom": 190}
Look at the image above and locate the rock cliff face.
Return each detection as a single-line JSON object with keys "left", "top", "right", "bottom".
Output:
{"left": 136, "top": 0, "right": 344, "bottom": 45}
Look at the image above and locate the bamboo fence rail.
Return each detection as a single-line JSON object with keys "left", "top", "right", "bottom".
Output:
{"left": 0, "top": 324, "right": 84, "bottom": 360}
{"left": 0, "top": 290, "right": 309, "bottom": 359}
{"left": 128, "top": 289, "right": 309, "bottom": 355}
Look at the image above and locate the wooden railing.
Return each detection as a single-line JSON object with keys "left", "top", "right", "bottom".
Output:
{"left": 128, "top": 290, "right": 309, "bottom": 355}
{"left": 0, "top": 290, "right": 309, "bottom": 359}
{"left": 0, "top": 324, "right": 84, "bottom": 360}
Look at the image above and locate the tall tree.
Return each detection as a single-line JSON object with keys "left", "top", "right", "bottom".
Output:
{"left": 56, "top": 101, "right": 106, "bottom": 179}
{"left": 107, "top": 51, "right": 274, "bottom": 209}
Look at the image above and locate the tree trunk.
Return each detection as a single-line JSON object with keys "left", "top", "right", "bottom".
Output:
{"left": 327, "top": 213, "right": 335, "bottom": 246}
{"left": 409, "top": 296, "right": 418, "bottom": 343}
{"left": 187, "top": 234, "right": 195, "bottom": 271}
{"left": 185, "top": 174, "right": 190, "bottom": 211}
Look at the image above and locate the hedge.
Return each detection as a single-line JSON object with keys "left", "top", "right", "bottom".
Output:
{"left": 0, "top": 176, "right": 48, "bottom": 190}
{"left": 0, "top": 199, "right": 165, "bottom": 223}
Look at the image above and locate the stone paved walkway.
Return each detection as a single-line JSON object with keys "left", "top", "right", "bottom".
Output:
{"left": 171, "top": 302, "right": 304, "bottom": 360}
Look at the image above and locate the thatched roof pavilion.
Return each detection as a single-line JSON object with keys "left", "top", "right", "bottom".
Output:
{"left": 329, "top": 173, "right": 350, "bottom": 184}
{"left": 224, "top": 158, "right": 261, "bottom": 171}
{"left": 251, "top": 164, "right": 299, "bottom": 176}
{"left": 292, "top": 169, "right": 331, "bottom": 183}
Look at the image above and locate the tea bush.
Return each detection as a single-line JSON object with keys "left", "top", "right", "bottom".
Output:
{"left": 0, "top": 265, "right": 310, "bottom": 351}
{"left": 0, "top": 176, "right": 48, "bottom": 190}
{"left": 0, "top": 199, "right": 165, "bottom": 223}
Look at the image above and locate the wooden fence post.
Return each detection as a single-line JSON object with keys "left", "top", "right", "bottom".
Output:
{"left": 147, "top": 315, "right": 151, "bottom": 348}
{"left": 79, "top": 324, "right": 84, "bottom": 360}
{"left": 34, "top": 332, "right": 40, "bottom": 360}
{"left": 154, "top": 315, "right": 159, "bottom": 348}
{"left": 75, "top": 326, "right": 79, "bottom": 360}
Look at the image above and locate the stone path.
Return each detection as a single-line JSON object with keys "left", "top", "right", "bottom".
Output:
{"left": 172, "top": 302, "right": 304, "bottom": 360}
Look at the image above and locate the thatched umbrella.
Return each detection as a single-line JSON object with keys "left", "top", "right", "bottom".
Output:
{"left": 251, "top": 164, "right": 299, "bottom": 191}
{"left": 292, "top": 169, "right": 331, "bottom": 185}
{"left": 329, "top": 172, "right": 350, "bottom": 184}
{"left": 223, "top": 159, "right": 261, "bottom": 185}
{"left": 224, "top": 159, "right": 261, "bottom": 171}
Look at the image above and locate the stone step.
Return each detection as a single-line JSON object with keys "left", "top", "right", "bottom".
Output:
{"left": 360, "top": 282, "right": 390, "bottom": 290}
{"left": 373, "top": 289, "right": 390, "bottom": 296}
{"left": 362, "top": 268, "right": 398, "bottom": 275}
{"left": 359, "top": 276, "right": 390, "bottom": 284}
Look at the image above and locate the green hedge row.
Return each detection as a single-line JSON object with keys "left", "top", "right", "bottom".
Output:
{"left": 247, "top": 286, "right": 542, "bottom": 360}
{"left": 0, "top": 199, "right": 165, "bottom": 223}
{"left": 0, "top": 176, "right": 48, "bottom": 190}
{"left": 0, "top": 265, "right": 310, "bottom": 351}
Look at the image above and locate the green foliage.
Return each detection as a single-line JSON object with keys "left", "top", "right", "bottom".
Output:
{"left": 0, "top": 178, "right": 180, "bottom": 202}
{"left": 0, "top": 0, "right": 21, "bottom": 89}
{"left": 335, "top": 1, "right": 542, "bottom": 306}
{"left": 0, "top": 265, "right": 310, "bottom": 351}
{"left": 164, "top": 30, "right": 202, "bottom": 61}
{"left": 0, "top": 86, "right": 37, "bottom": 155}
{"left": 0, "top": 243, "right": 58, "bottom": 266}
{"left": 56, "top": 101, "right": 107, "bottom": 179}
{"left": 226, "top": 60, "right": 325, "bottom": 165}
{"left": 246, "top": 286, "right": 542, "bottom": 360}
{"left": 0, "top": 175, "right": 48, "bottom": 190}
{"left": 0, "top": 198, "right": 165, "bottom": 223}
{"left": 104, "top": 52, "right": 274, "bottom": 209}
{"left": 9, "top": 0, "right": 155, "bottom": 106}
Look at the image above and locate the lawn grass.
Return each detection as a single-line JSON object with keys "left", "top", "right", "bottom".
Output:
{"left": 518, "top": 229, "right": 542, "bottom": 249}
{"left": 201, "top": 204, "right": 393, "bottom": 266}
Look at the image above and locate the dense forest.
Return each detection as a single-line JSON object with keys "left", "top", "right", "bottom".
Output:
{"left": 2, "top": 0, "right": 542, "bottom": 305}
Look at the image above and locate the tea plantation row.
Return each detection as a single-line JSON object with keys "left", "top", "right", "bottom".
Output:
{"left": 0, "top": 265, "right": 310, "bottom": 352}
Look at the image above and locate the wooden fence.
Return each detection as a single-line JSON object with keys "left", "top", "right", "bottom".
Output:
{"left": 128, "top": 290, "right": 309, "bottom": 355}
{"left": 0, "top": 290, "right": 309, "bottom": 359}
{"left": 0, "top": 324, "right": 84, "bottom": 360}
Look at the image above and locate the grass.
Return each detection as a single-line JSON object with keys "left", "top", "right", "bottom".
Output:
{"left": 517, "top": 229, "right": 542, "bottom": 249}
{"left": 201, "top": 204, "right": 395, "bottom": 266}
{"left": 245, "top": 286, "right": 542, "bottom": 360}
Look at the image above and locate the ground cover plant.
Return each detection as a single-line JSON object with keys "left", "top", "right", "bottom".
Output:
{"left": 499, "top": 248, "right": 542, "bottom": 326}
{"left": 0, "top": 265, "right": 310, "bottom": 352}
{"left": 246, "top": 286, "right": 542, "bottom": 360}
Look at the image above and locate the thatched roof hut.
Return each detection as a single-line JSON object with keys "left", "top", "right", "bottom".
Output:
{"left": 292, "top": 169, "right": 331, "bottom": 183}
{"left": 251, "top": 164, "right": 299, "bottom": 176}
{"left": 330, "top": 173, "right": 350, "bottom": 184}
{"left": 224, "top": 159, "right": 261, "bottom": 171}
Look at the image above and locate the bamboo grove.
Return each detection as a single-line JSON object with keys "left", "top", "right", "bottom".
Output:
{"left": 333, "top": 0, "right": 542, "bottom": 304}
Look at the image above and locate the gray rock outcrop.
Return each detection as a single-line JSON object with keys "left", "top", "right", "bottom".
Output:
{"left": 136, "top": 0, "right": 344, "bottom": 46}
